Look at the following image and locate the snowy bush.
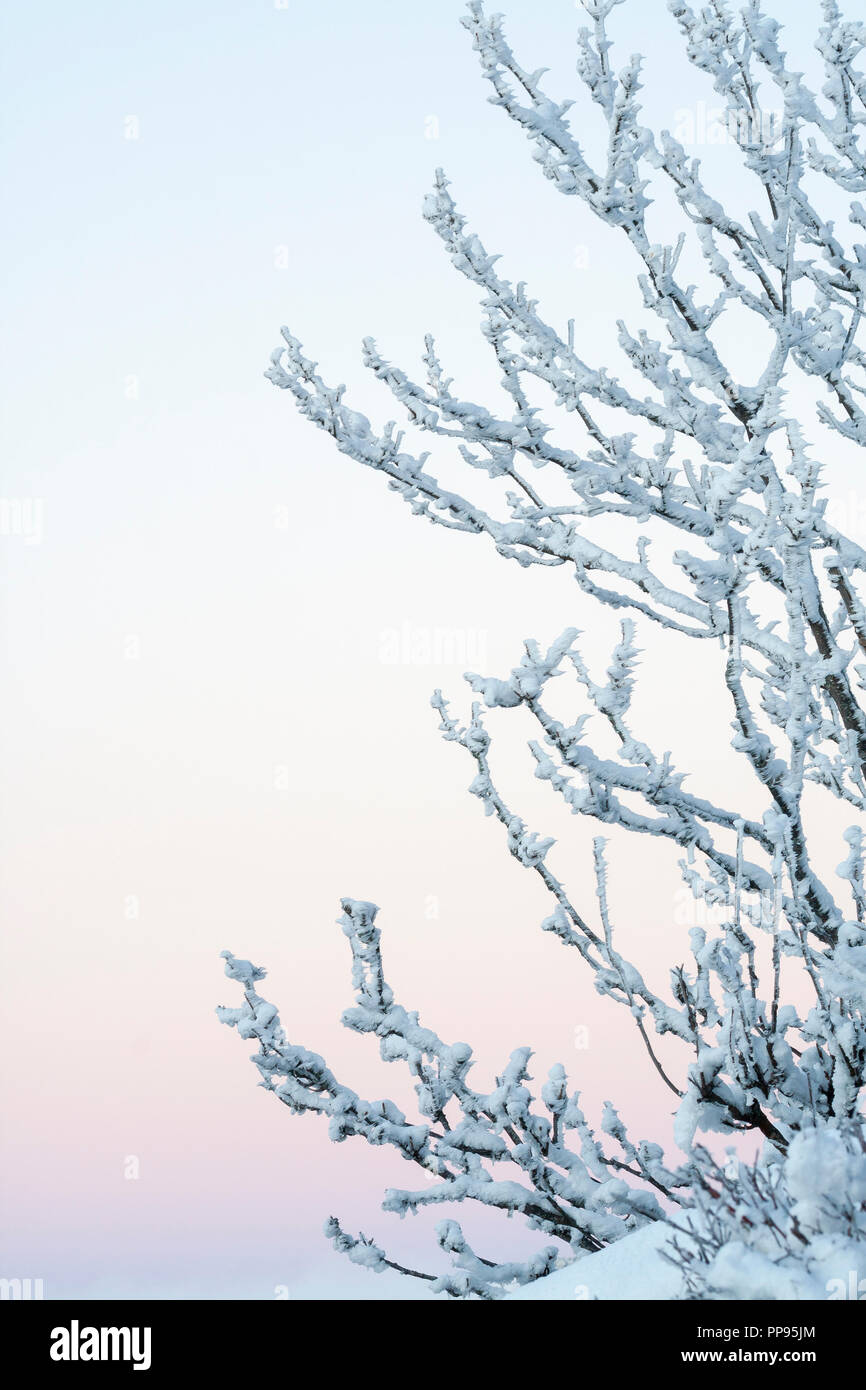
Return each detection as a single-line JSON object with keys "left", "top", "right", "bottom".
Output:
{"left": 219, "top": 0, "right": 866, "bottom": 1298}
{"left": 668, "top": 1120, "right": 866, "bottom": 1299}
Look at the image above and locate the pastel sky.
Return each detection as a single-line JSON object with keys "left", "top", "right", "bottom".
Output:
{"left": 2, "top": 0, "right": 860, "bottom": 1299}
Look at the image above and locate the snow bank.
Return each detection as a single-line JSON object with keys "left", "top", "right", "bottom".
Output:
{"left": 509, "top": 1223, "right": 684, "bottom": 1300}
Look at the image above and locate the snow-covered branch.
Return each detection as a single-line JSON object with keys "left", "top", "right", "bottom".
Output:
{"left": 223, "top": 0, "right": 866, "bottom": 1298}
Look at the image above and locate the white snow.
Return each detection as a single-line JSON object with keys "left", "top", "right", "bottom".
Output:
{"left": 509, "top": 1223, "right": 684, "bottom": 1301}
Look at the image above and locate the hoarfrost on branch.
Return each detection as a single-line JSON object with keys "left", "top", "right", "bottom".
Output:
{"left": 219, "top": 0, "right": 866, "bottom": 1298}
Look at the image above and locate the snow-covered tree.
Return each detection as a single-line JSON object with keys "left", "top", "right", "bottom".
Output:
{"left": 219, "top": 0, "right": 866, "bottom": 1298}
